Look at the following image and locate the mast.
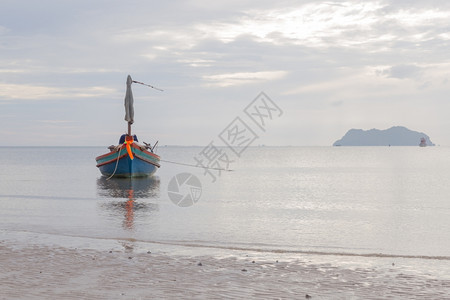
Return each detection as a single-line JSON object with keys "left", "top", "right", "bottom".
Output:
{"left": 124, "top": 75, "right": 163, "bottom": 136}
{"left": 124, "top": 75, "right": 134, "bottom": 136}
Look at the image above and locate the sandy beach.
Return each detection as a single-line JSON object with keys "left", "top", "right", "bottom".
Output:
{"left": 2, "top": 239, "right": 450, "bottom": 300}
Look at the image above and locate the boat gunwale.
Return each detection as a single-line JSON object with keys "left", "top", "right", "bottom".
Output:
{"left": 95, "top": 143, "right": 160, "bottom": 160}
{"left": 96, "top": 144, "right": 160, "bottom": 168}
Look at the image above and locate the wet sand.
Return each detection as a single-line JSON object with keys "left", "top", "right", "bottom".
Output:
{"left": 1, "top": 241, "right": 450, "bottom": 299}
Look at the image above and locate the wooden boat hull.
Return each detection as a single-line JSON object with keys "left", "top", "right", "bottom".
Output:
{"left": 96, "top": 143, "right": 160, "bottom": 178}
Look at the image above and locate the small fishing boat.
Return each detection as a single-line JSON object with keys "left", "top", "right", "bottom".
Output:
{"left": 96, "top": 75, "right": 161, "bottom": 178}
{"left": 419, "top": 137, "right": 427, "bottom": 147}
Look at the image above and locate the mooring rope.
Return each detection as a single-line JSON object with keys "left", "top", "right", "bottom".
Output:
{"left": 105, "top": 148, "right": 232, "bottom": 180}
{"left": 159, "top": 159, "right": 233, "bottom": 172}
{"left": 106, "top": 147, "right": 123, "bottom": 180}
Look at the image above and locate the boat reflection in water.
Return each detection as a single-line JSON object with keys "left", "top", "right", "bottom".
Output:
{"left": 97, "top": 176, "right": 160, "bottom": 230}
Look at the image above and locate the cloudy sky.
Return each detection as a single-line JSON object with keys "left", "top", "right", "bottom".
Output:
{"left": 1, "top": 0, "right": 449, "bottom": 146}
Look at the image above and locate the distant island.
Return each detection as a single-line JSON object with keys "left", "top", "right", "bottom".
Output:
{"left": 333, "top": 126, "right": 435, "bottom": 146}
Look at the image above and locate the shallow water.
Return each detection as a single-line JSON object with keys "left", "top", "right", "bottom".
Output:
{"left": 1, "top": 146, "right": 450, "bottom": 297}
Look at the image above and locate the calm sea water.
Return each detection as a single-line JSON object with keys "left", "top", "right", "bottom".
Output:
{"left": 1, "top": 146, "right": 450, "bottom": 279}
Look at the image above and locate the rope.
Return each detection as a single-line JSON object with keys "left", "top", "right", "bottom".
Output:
{"left": 106, "top": 148, "right": 232, "bottom": 180}
{"left": 106, "top": 147, "right": 123, "bottom": 180}
{"left": 159, "top": 159, "right": 233, "bottom": 172}
{"left": 132, "top": 80, "right": 164, "bottom": 91}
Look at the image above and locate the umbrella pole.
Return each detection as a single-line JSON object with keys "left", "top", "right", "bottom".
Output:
{"left": 128, "top": 122, "right": 132, "bottom": 136}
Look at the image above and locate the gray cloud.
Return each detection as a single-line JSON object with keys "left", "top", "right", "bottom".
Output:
{"left": 381, "top": 64, "right": 424, "bottom": 79}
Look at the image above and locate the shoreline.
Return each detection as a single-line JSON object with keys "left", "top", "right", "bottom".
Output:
{"left": 2, "top": 239, "right": 450, "bottom": 299}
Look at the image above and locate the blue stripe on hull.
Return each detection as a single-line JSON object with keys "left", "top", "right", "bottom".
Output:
{"left": 98, "top": 156, "right": 158, "bottom": 178}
